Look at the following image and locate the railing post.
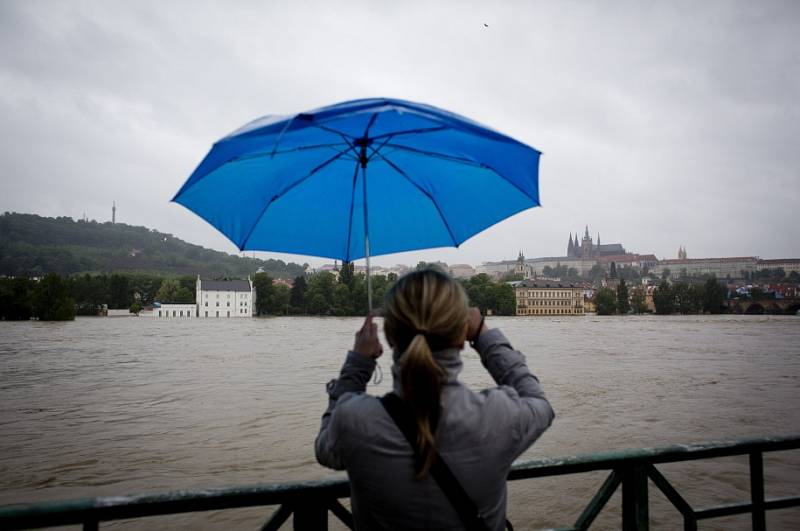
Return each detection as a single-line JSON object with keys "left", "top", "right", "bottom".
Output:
{"left": 750, "top": 452, "right": 766, "bottom": 531}
{"left": 621, "top": 464, "right": 649, "bottom": 531}
{"left": 292, "top": 497, "right": 328, "bottom": 531}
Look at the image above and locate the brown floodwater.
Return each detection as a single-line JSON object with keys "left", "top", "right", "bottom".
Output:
{"left": 1, "top": 315, "right": 799, "bottom": 529}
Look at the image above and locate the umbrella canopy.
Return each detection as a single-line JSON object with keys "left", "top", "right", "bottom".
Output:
{"left": 173, "top": 98, "right": 541, "bottom": 265}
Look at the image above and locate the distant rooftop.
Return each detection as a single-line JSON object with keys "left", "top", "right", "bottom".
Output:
{"left": 199, "top": 279, "right": 251, "bottom": 292}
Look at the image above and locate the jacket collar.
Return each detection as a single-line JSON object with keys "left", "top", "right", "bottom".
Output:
{"left": 391, "top": 347, "right": 463, "bottom": 397}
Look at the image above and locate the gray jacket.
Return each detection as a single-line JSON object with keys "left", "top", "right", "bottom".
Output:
{"left": 315, "top": 328, "right": 555, "bottom": 530}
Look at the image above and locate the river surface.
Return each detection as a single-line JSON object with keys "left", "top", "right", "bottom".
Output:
{"left": 1, "top": 315, "right": 799, "bottom": 530}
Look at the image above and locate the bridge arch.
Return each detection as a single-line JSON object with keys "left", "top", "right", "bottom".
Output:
{"left": 766, "top": 303, "right": 784, "bottom": 315}
{"left": 745, "top": 303, "right": 765, "bottom": 315}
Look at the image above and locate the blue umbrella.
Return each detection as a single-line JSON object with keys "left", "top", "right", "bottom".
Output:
{"left": 173, "top": 98, "right": 541, "bottom": 309}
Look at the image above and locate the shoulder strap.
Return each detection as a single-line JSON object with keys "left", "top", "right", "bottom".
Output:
{"left": 380, "top": 393, "right": 491, "bottom": 531}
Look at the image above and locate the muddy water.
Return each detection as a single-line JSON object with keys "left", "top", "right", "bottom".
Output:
{"left": 1, "top": 315, "right": 798, "bottom": 529}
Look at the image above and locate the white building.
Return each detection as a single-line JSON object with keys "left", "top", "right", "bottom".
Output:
{"left": 152, "top": 303, "right": 197, "bottom": 318}
{"left": 197, "top": 276, "right": 255, "bottom": 318}
{"left": 448, "top": 264, "right": 476, "bottom": 279}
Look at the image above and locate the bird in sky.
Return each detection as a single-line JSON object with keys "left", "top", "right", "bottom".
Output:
{"left": 483, "top": 23, "right": 489, "bottom": 27}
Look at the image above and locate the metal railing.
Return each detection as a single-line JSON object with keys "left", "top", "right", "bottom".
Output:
{"left": 1, "top": 435, "right": 797, "bottom": 530}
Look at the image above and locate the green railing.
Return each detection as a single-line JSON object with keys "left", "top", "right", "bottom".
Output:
{"left": 1, "top": 435, "right": 798, "bottom": 530}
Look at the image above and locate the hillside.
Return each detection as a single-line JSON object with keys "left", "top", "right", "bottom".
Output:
{"left": 0, "top": 213, "right": 306, "bottom": 279}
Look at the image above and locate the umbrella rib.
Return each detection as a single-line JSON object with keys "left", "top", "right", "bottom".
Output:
{"left": 238, "top": 149, "right": 354, "bottom": 250}
{"left": 384, "top": 143, "right": 538, "bottom": 203}
{"left": 382, "top": 143, "right": 481, "bottom": 167}
{"left": 343, "top": 161, "right": 361, "bottom": 263}
{"left": 313, "top": 123, "right": 358, "bottom": 141}
{"left": 374, "top": 154, "right": 459, "bottom": 248}
{"left": 232, "top": 142, "right": 352, "bottom": 161}
{"left": 369, "top": 125, "right": 448, "bottom": 141}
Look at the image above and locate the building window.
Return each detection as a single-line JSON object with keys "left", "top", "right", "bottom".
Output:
{"left": 158, "top": 310, "right": 161, "bottom": 317}
{"left": 216, "top": 302, "right": 219, "bottom": 307}
{"left": 205, "top": 302, "right": 208, "bottom": 307}
{"left": 173, "top": 310, "right": 176, "bottom": 317}
{"left": 227, "top": 311, "right": 230, "bottom": 317}
{"left": 205, "top": 311, "right": 208, "bottom": 317}
{"left": 216, "top": 311, "right": 219, "bottom": 317}
{"left": 180, "top": 311, "right": 183, "bottom": 317}
{"left": 227, "top": 302, "right": 230, "bottom": 307}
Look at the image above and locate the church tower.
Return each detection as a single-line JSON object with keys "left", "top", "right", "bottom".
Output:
{"left": 567, "top": 234, "right": 574, "bottom": 257}
{"left": 515, "top": 250, "right": 528, "bottom": 278}
{"left": 581, "top": 226, "right": 593, "bottom": 259}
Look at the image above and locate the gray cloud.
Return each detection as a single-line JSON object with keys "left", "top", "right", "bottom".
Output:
{"left": 1, "top": 0, "right": 798, "bottom": 268}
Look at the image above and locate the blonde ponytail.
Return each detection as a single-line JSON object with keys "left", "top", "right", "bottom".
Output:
{"left": 384, "top": 267, "right": 469, "bottom": 479}
{"left": 401, "top": 333, "right": 445, "bottom": 478}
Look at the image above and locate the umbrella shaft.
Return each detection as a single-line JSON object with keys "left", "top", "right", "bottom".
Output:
{"left": 362, "top": 163, "right": 372, "bottom": 312}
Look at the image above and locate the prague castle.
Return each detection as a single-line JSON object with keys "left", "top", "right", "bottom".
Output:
{"left": 566, "top": 226, "right": 625, "bottom": 259}
{"left": 477, "top": 225, "right": 654, "bottom": 278}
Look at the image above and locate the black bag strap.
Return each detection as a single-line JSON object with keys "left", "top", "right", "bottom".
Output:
{"left": 380, "top": 392, "right": 492, "bottom": 531}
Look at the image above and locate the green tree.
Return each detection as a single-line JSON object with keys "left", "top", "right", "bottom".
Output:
{"left": 289, "top": 275, "right": 307, "bottom": 314}
{"left": 594, "top": 288, "right": 617, "bottom": 315}
{"left": 307, "top": 293, "right": 328, "bottom": 315}
{"left": 338, "top": 261, "right": 355, "bottom": 288}
{"left": 129, "top": 301, "right": 143, "bottom": 315}
{"left": 672, "top": 282, "right": 700, "bottom": 314}
{"left": 494, "top": 283, "right": 517, "bottom": 315}
{"left": 32, "top": 273, "right": 76, "bottom": 321}
{"left": 702, "top": 277, "right": 725, "bottom": 314}
{"left": 156, "top": 278, "right": 180, "bottom": 303}
{"left": 252, "top": 272, "right": 274, "bottom": 316}
{"left": 788, "top": 271, "right": 800, "bottom": 283}
{"left": 653, "top": 281, "right": 674, "bottom": 315}
{"left": 616, "top": 279, "right": 630, "bottom": 314}
{"left": 109, "top": 273, "right": 131, "bottom": 309}
{"left": 661, "top": 268, "right": 671, "bottom": 281}
{"left": 270, "top": 284, "right": 291, "bottom": 315}
{"left": 630, "top": 287, "right": 648, "bottom": 314}
{"left": 462, "top": 274, "right": 494, "bottom": 313}
{"left": 332, "top": 284, "right": 353, "bottom": 315}
{"left": 0, "top": 277, "right": 34, "bottom": 320}
{"left": 306, "top": 272, "right": 336, "bottom": 315}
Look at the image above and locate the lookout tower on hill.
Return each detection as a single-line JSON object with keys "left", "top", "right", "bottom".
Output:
{"left": 112, "top": 201, "right": 116, "bottom": 224}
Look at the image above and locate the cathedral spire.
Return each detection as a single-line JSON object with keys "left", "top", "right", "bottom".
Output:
{"left": 568, "top": 234, "right": 574, "bottom": 257}
{"left": 584, "top": 225, "right": 589, "bottom": 238}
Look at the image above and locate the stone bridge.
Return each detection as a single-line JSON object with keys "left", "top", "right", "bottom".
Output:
{"left": 727, "top": 298, "right": 800, "bottom": 315}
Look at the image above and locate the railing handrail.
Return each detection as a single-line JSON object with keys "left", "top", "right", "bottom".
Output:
{"left": 1, "top": 434, "right": 798, "bottom": 530}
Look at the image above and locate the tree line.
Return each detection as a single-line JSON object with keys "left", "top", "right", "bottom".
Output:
{"left": 593, "top": 277, "right": 727, "bottom": 316}
{"left": 0, "top": 212, "right": 306, "bottom": 279}
{"left": 251, "top": 266, "right": 517, "bottom": 317}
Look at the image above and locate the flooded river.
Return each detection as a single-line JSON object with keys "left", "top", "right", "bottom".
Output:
{"left": 1, "top": 315, "right": 798, "bottom": 529}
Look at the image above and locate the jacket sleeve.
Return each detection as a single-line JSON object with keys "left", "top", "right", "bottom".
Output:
{"left": 474, "top": 328, "right": 555, "bottom": 461}
{"left": 314, "top": 351, "right": 376, "bottom": 470}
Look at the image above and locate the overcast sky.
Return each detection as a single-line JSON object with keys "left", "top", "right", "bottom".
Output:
{"left": 1, "top": 1, "right": 798, "bottom": 268}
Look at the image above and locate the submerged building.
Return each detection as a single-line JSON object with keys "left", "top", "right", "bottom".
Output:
{"left": 513, "top": 280, "right": 585, "bottom": 316}
{"left": 196, "top": 276, "right": 255, "bottom": 318}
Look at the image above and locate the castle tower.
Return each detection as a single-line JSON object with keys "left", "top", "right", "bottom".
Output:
{"left": 112, "top": 201, "right": 116, "bottom": 224}
{"left": 581, "top": 226, "right": 593, "bottom": 259}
